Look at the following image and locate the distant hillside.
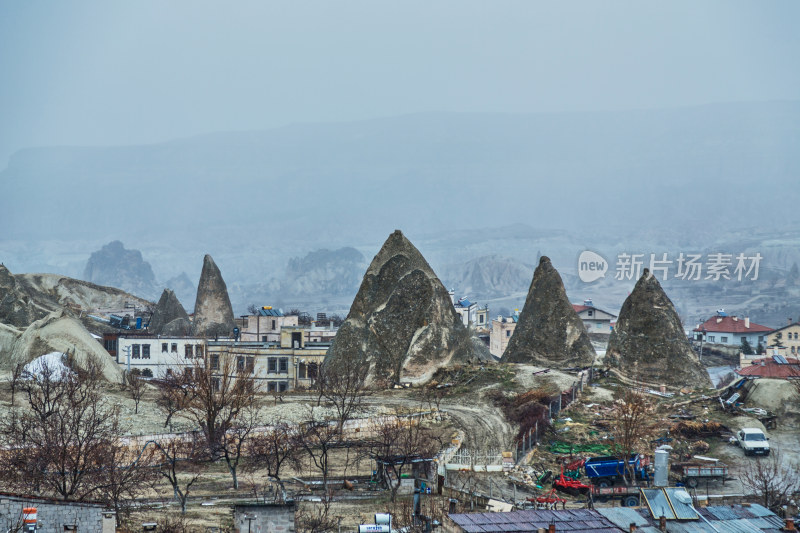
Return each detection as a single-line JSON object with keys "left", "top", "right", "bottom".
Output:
{"left": 3, "top": 102, "right": 800, "bottom": 243}
{"left": 440, "top": 255, "right": 534, "bottom": 301}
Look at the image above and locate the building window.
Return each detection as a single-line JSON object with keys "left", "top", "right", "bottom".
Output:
{"left": 588, "top": 310, "right": 593, "bottom": 317}
{"left": 211, "top": 354, "right": 219, "bottom": 370}
{"left": 278, "top": 381, "right": 287, "bottom": 392}
{"left": 237, "top": 356, "right": 245, "bottom": 371}
{"left": 142, "top": 344, "right": 150, "bottom": 359}
{"left": 171, "top": 343, "right": 178, "bottom": 353}
{"left": 185, "top": 367, "right": 193, "bottom": 378}
{"left": 262, "top": 335, "right": 267, "bottom": 342}
{"left": 759, "top": 336, "right": 765, "bottom": 342}
{"left": 212, "top": 377, "right": 221, "bottom": 391}
{"left": 795, "top": 332, "right": 799, "bottom": 340}
{"left": 708, "top": 335, "right": 715, "bottom": 342}
{"left": 721, "top": 336, "right": 728, "bottom": 343}
{"left": 195, "top": 345, "right": 204, "bottom": 357}
{"left": 792, "top": 346, "right": 796, "bottom": 354}
{"left": 132, "top": 344, "right": 140, "bottom": 358}
{"left": 162, "top": 343, "right": 168, "bottom": 353}
{"left": 741, "top": 337, "right": 747, "bottom": 344}
{"left": 185, "top": 345, "right": 192, "bottom": 358}
{"left": 506, "top": 330, "right": 511, "bottom": 337}
{"left": 246, "top": 357, "right": 254, "bottom": 372}
{"left": 279, "top": 357, "right": 288, "bottom": 373}
{"left": 268, "top": 381, "right": 277, "bottom": 392}
{"left": 268, "top": 358, "right": 277, "bottom": 373}
{"left": 272, "top": 319, "right": 276, "bottom": 330}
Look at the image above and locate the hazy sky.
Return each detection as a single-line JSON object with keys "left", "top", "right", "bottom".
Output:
{"left": 1, "top": 1, "right": 799, "bottom": 166}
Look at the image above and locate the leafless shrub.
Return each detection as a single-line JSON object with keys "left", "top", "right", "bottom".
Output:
{"left": 740, "top": 449, "right": 800, "bottom": 512}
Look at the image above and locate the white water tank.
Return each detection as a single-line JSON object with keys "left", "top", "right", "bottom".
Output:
{"left": 654, "top": 449, "right": 669, "bottom": 487}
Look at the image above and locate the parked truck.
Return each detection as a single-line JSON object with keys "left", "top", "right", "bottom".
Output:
{"left": 583, "top": 455, "right": 650, "bottom": 487}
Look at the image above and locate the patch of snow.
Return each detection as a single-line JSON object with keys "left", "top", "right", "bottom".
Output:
{"left": 22, "top": 351, "right": 73, "bottom": 380}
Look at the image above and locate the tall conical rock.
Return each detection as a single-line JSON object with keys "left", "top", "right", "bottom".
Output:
{"left": 326, "top": 230, "right": 485, "bottom": 385}
{"left": 192, "top": 255, "right": 235, "bottom": 337}
{"left": 501, "top": 256, "right": 595, "bottom": 367}
{"left": 149, "top": 289, "right": 191, "bottom": 335}
{"left": 606, "top": 269, "right": 711, "bottom": 388}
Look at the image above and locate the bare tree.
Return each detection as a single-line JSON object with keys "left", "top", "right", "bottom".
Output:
{"left": 0, "top": 357, "right": 122, "bottom": 500}
{"left": 94, "top": 440, "right": 159, "bottom": 526}
{"left": 608, "top": 388, "right": 657, "bottom": 484}
{"left": 156, "top": 352, "right": 261, "bottom": 488}
{"left": 8, "top": 362, "right": 23, "bottom": 407}
{"left": 125, "top": 371, "right": 146, "bottom": 414}
{"left": 367, "top": 412, "right": 440, "bottom": 502}
{"left": 318, "top": 358, "right": 371, "bottom": 432}
{"left": 740, "top": 450, "right": 800, "bottom": 512}
{"left": 155, "top": 435, "right": 205, "bottom": 514}
{"left": 296, "top": 407, "right": 343, "bottom": 500}
{"left": 245, "top": 419, "right": 304, "bottom": 501}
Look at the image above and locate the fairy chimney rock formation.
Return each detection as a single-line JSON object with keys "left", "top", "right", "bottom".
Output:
{"left": 326, "top": 230, "right": 483, "bottom": 385}
{"left": 501, "top": 256, "right": 596, "bottom": 367}
{"left": 192, "top": 255, "right": 235, "bottom": 337}
{"left": 606, "top": 269, "right": 711, "bottom": 388}
{"left": 149, "top": 289, "right": 191, "bottom": 335}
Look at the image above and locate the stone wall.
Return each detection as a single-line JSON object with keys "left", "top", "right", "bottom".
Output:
{"left": 233, "top": 502, "right": 295, "bottom": 533}
{"left": 0, "top": 494, "right": 114, "bottom": 533}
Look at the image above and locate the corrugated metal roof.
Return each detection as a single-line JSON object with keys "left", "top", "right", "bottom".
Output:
{"left": 447, "top": 509, "right": 620, "bottom": 532}
{"left": 595, "top": 508, "right": 649, "bottom": 528}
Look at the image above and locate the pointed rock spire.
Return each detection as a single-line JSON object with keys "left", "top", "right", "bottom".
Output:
{"left": 326, "top": 230, "right": 485, "bottom": 385}
{"left": 501, "top": 256, "right": 595, "bottom": 367}
{"left": 606, "top": 269, "right": 711, "bottom": 388}
{"left": 149, "top": 289, "right": 191, "bottom": 335}
{"left": 192, "top": 255, "right": 235, "bottom": 337}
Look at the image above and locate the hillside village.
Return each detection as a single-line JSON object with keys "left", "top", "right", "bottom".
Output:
{"left": 0, "top": 230, "right": 799, "bottom": 532}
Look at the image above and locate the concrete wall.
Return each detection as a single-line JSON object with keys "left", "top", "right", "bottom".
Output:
{"left": 233, "top": 502, "right": 295, "bottom": 533}
{"left": 0, "top": 495, "right": 114, "bottom": 533}
{"left": 116, "top": 335, "right": 206, "bottom": 377}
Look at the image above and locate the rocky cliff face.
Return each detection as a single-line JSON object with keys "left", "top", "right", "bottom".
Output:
{"left": 326, "top": 230, "right": 487, "bottom": 385}
{"left": 149, "top": 289, "right": 191, "bottom": 335}
{"left": 0, "top": 264, "right": 50, "bottom": 327}
{"left": 440, "top": 255, "right": 534, "bottom": 301}
{"left": 83, "top": 241, "right": 158, "bottom": 299}
{"left": 606, "top": 269, "right": 711, "bottom": 388}
{"left": 501, "top": 256, "right": 596, "bottom": 368}
{"left": 280, "top": 247, "right": 365, "bottom": 298}
{"left": 192, "top": 255, "right": 235, "bottom": 337}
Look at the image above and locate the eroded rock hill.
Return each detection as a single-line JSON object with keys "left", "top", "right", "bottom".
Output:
{"left": 149, "top": 289, "right": 191, "bottom": 335}
{"left": 192, "top": 255, "right": 235, "bottom": 337}
{"left": 606, "top": 269, "right": 711, "bottom": 388}
{"left": 83, "top": 241, "right": 158, "bottom": 299}
{"left": 326, "top": 230, "right": 489, "bottom": 385}
{"left": 501, "top": 256, "right": 595, "bottom": 368}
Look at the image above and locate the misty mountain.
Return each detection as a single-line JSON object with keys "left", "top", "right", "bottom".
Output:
{"left": 2, "top": 102, "right": 799, "bottom": 244}
{"left": 280, "top": 247, "right": 366, "bottom": 298}
{"left": 439, "top": 255, "right": 534, "bottom": 302}
{"left": 83, "top": 241, "right": 158, "bottom": 300}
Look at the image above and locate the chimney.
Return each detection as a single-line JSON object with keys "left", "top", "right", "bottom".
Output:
{"left": 629, "top": 524, "right": 637, "bottom": 532}
{"left": 789, "top": 318, "right": 793, "bottom": 326}
{"left": 717, "top": 317, "right": 723, "bottom": 323}
{"left": 659, "top": 516, "right": 667, "bottom": 532}
{"left": 745, "top": 317, "right": 750, "bottom": 329}
{"left": 733, "top": 316, "right": 738, "bottom": 322}
{"left": 549, "top": 524, "right": 556, "bottom": 533}
{"left": 786, "top": 518, "right": 796, "bottom": 531}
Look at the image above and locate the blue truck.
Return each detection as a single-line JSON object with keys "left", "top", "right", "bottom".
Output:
{"left": 583, "top": 455, "right": 649, "bottom": 487}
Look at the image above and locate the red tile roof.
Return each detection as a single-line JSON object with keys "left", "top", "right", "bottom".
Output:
{"left": 573, "top": 304, "right": 589, "bottom": 313}
{"left": 737, "top": 357, "right": 800, "bottom": 379}
{"left": 694, "top": 316, "right": 772, "bottom": 334}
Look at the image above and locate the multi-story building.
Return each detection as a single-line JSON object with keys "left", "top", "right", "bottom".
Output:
{"left": 206, "top": 326, "right": 328, "bottom": 393}
{"left": 489, "top": 313, "right": 518, "bottom": 358}
{"left": 105, "top": 332, "right": 208, "bottom": 377}
{"left": 693, "top": 312, "right": 771, "bottom": 348}
{"left": 766, "top": 320, "right": 800, "bottom": 356}
{"left": 572, "top": 300, "right": 617, "bottom": 334}
{"left": 239, "top": 307, "right": 299, "bottom": 342}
